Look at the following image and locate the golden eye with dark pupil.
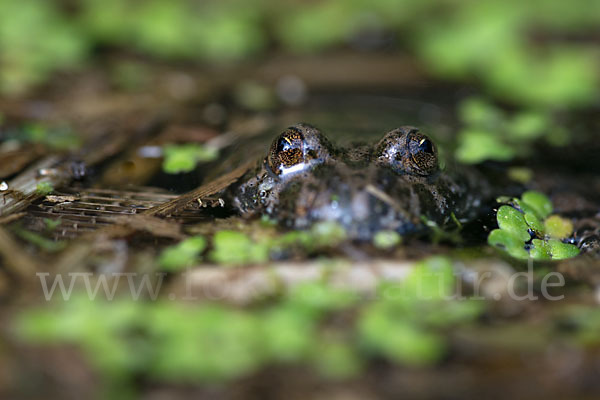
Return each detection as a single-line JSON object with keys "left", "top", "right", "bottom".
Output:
{"left": 375, "top": 127, "right": 439, "bottom": 176}
{"left": 267, "top": 128, "right": 305, "bottom": 174}
{"left": 408, "top": 133, "right": 437, "bottom": 174}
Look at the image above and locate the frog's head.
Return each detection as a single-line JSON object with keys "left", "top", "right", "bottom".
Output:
{"left": 234, "top": 123, "right": 468, "bottom": 239}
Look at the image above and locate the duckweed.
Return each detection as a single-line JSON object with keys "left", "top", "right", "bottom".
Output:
{"left": 520, "top": 191, "right": 553, "bottom": 219}
{"left": 545, "top": 239, "right": 580, "bottom": 260}
{"left": 507, "top": 167, "right": 534, "bottom": 184}
{"left": 528, "top": 239, "right": 551, "bottom": 260}
{"left": 400, "top": 256, "right": 456, "bottom": 301}
{"left": 287, "top": 281, "right": 359, "bottom": 316}
{"left": 158, "top": 236, "right": 206, "bottom": 271}
{"left": 35, "top": 181, "right": 54, "bottom": 196}
{"left": 373, "top": 230, "right": 402, "bottom": 249}
{"left": 487, "top": 229, "right": 530, "bottom": 259}
{"left": 275, "top": 221, "right": 348, "bottom": 251}
{"left": 162, "top": 144, "right": 219, "bottom": 174}
{"left": 455, "top": 98, "right": 563, "bottom": 164}
{"left": 204, "top": 223, "right": 348, "bottom": 267}
{"left": 488, "top": 191, "right": 580, "bottom": 260}
{"left": 358, "top": 311, "right": 445, "bottom": 366}
{"left": 455, "top": 129, "right": 516, "bottom": 163}
{"left": 310, "top": 221, "right": 347, "bottom": 245}
{"left": 523, "top": 212, "right": 544, "bottom": 235}
{"left": 16, "top": 257, "right": 484, "bottom": 396}
{"left": 0, "top": 0, "right": 87, "bottom": 95}
{"left": 496, "top": 205, "right": 531, "bottom": 242}
{"left": 261, "top": 306, "right": 317, "bottom": 362}
{"left": 209, "top": 230, "right": 270, "bottom": 266}
{"left": 544, "top": 215, "right": 574, "bottom": 239}
{"left": 358, "top": 257, "right": 482, "bottom": 365}
{"left": 3, "top": 0, "right": 599, "bottom": 115}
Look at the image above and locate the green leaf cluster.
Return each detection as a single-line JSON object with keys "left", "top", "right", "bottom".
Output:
{"left": 455, "top": 97, "right": 567, "bottom": 164}
{"left": 209, "top": 222, "right": 348, "bottom": 266}
{"left": 488, "top": 191, "right": 580, "bottom": 260}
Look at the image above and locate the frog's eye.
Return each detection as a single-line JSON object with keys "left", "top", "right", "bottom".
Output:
{"left": 407, "top": 132, "right": 437, "bottom": 174}
{"left": 376, "top": 127, "right": 438, "bottom": 176}
{"left": 267, "top": 124, "right": 331, "bottom": 177}
{"left": 268, "top": 127, "right": 304, "bottom": 175}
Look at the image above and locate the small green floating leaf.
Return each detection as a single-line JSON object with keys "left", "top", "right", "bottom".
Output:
{"left": 544, "top": 215, "right": 574, "bottom": 239}
{"left": 523, "top": 212, "right": 544, "bottom": 234}
{"left": 521, "top": 191, "right": 553, "bottom": 219}
{"left": 287, "top": 282, "right": 358, "bottom": 315}
{"left": 402, "top": 256, "right": 456, "bottom": 301}
{"left": 36, "top": 181, "right": 54, "bottom": 196}
{"left": 529, "top": 239, "right": 552, "bottom": 260}
{"left": 496, "top": 205, "right": 531, "bottom": 242}
{"left": 261, "top": 307, "right": 315, "bottom": 362}
{"left": 547, "top": 239, "right": 580, "bottom": 260}
{"left": 373, "top": 230, "right": 402, "bottom": 249}
{"left": 162, "top": 144, "right": 218, "bottom": 174}
{"left": 506, "top": 111, "right": 549, "bottom": 140}
{"left": 310, "top": 221, "right": 347, "bottom": 246}
{"left": 158, "top": 236, "right": 206, "bottom": 271}
{"left": 458, "top": 97, "right": 504, "bottom": 128}
{"left": 487, "top": 229, "right": 529, "bottom": 259}
{"left": 507, "top": 167, "right": 533, "bottom": 184}
{"left": 422, "top": 300, "right": 485, "bottom": 328}
{"left": 210, "top": 230, "right": 270, "bottom": 266}
{"left": 455, "top": 129, "right": 515, "bottom": 164}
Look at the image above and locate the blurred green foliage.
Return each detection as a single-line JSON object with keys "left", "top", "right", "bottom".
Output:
{"left": 13, "top": 226, "right": 66, "bottom": 252}
{"left": 0, "top": 0, "right": 598, "bottom": 110}
{"left": 204, "top": 222, "right": 348, "bottom": 266}
{"left": 210, "top": 230, "right": 271, "bottom": 265}
{"left": 455, "top": 97, "right": 570, "bottom": 163}
{"left": 0, "top": 0, "right": 88, "bottom": 94}
{"left": 16, "top": 257, "right": 483, "bottom": 397}
{"left": 158, "top": 236, "right": 207, "bottom": 271}
{"left": 35, "top": 181, "right": 54, "bottom": 196}
{"left": 372, "top": 230, "right": 402, "bottom": 249}
{"left": 3, "top": 124, "right": 82, "bottom": 150}
{"left": 556, "top": 306, "right": 600, "bottom": 346}
{"left": 162, "top": 144, "right": 219, "bottom": 174}
{"left": 416, "top": 1, "right": 599, "bottom": 107}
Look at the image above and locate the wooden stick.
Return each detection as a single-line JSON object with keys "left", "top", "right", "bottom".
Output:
{"left": 145, "top": 161, "right": 253, "bottom": 217}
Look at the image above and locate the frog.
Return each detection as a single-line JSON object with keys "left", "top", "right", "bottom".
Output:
{"left": 231, "top": 123, "right": 491, "bottom": 240}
